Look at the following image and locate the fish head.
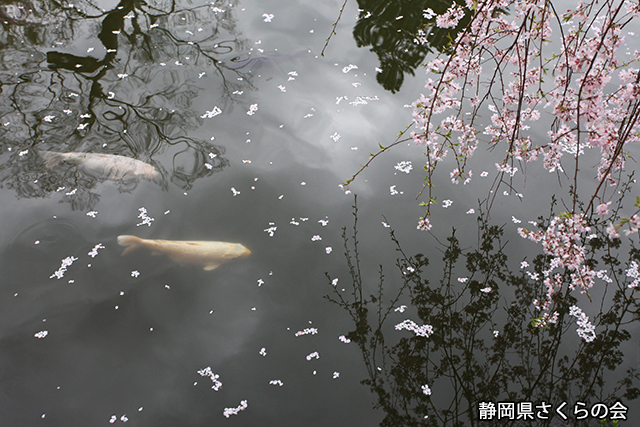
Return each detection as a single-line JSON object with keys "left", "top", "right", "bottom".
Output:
{"left": 233, "top": 244, "right": 251, "bottom": 259}
{"left": 142, "top": 166, "right": 160, "bottom": 180}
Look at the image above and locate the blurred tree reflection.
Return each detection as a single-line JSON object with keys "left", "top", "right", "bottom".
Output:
{"left": 353, "top": 0, "right": 470, "bottom": 93}
{"left": 328, "top": 196, "right": 639, "bottom": 426}
{"left": 0, "top": 0, "right": 262, "bottom": 210}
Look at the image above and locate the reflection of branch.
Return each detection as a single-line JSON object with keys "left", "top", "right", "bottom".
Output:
{"left": 0, "top": 0, "right": 245, "bottom": 207}
{"left": 329, "top": 197, "right": 639, "bottom": 426}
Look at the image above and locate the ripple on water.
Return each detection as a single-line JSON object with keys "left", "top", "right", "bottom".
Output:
{"left": 6, "top": 218, "right": 85, "bottom": 262}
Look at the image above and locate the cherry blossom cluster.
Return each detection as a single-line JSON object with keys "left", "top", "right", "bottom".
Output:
{"left": 411, "top": 0, "right": 640, "bottom": 228}
{"left": 410, "top": 0, "right": 640, "bottom": 341}
{"left": 519, "top": 214, "right": 597, "bottom": 328}
{"left": 625, "top": 260, "right": 640, "bottom": 289}
{"left": 569, "top": 305, "right": 596, "bottom": 342}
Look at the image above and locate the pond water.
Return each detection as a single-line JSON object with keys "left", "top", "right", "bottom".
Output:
{"left": 0, "top": 0, "right": 638, "bottom": 426}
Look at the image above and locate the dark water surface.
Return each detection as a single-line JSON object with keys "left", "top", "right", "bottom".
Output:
{"left": 0, "top": 0, "right": 639, "bottom": 426}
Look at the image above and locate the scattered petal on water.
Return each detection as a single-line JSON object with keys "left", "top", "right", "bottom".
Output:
{"left": 223, "top": 400, "right": 248, "bottom": 418}
{"left": 395, "top": 161, "right": 413, "bottom": 174}
{"left": 295, "top": 328, "right": 318, "bottom": 337}
{"left": 88, "top": 243, "right": 105, "bottom": 258}
{"left": 50, "top": 256, "right": 78, "bottom": 279}
{"left": 198, "top": 367, "right": 222, "bottom": 391}
{"left": 342, "top": 64, "right": 358, "bottom": 73}
{"left": 349, "top": 96, "right": 379, "bottom": 106}
{"left": 264, "top": 223, "right": 277, "bottom": 237}
{"left": 395, "top": 319, "right": 433, "bottom": 337}
{"left": 136, "top": 207, "right": 154, "bottom": 227}
{"left": 246, "top": 104, "right": 258, "bottom": 115}
{"left": 201, "top": 106, "right": 222, "bottom": 119}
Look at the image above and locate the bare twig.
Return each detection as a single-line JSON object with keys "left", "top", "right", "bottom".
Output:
{"left": 321, "top": 0, "right": 349, "bottom": 57}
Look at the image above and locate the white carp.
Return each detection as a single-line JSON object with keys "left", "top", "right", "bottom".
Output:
{"left": 40, "top": 151, "right": 159, "bottom": 180}
{"left": 117, "top": 235, "right": 251, "bottom": 271}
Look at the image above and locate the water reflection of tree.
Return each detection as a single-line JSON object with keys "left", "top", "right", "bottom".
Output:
{"left": 328, "top": 196, "right": 639, "bottom": 426}
{"left": 0, "top": 0, "right": 261, "bottom": 210}
{"left": 352, "top": 0, "right": 471, "bottom": 93}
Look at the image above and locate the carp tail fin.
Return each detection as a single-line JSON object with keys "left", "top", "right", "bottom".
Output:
{"left": 40, "top": 151, "right": 66, "bottom": 169}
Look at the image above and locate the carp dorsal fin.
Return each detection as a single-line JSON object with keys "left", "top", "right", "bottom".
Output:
{"left": 203, "top": 263, "right": 221, "bottom": 271}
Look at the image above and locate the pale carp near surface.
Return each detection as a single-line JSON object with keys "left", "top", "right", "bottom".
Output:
{"left": 40, "top": 151, "right": 159, "bottom": 180}
{"left": 117, "top": 235, "right": 251, "bottom": 270}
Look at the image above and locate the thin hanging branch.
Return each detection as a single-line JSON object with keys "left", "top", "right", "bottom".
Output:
{"left": 321, "top": 0, "right": 349, "bottom": 57}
